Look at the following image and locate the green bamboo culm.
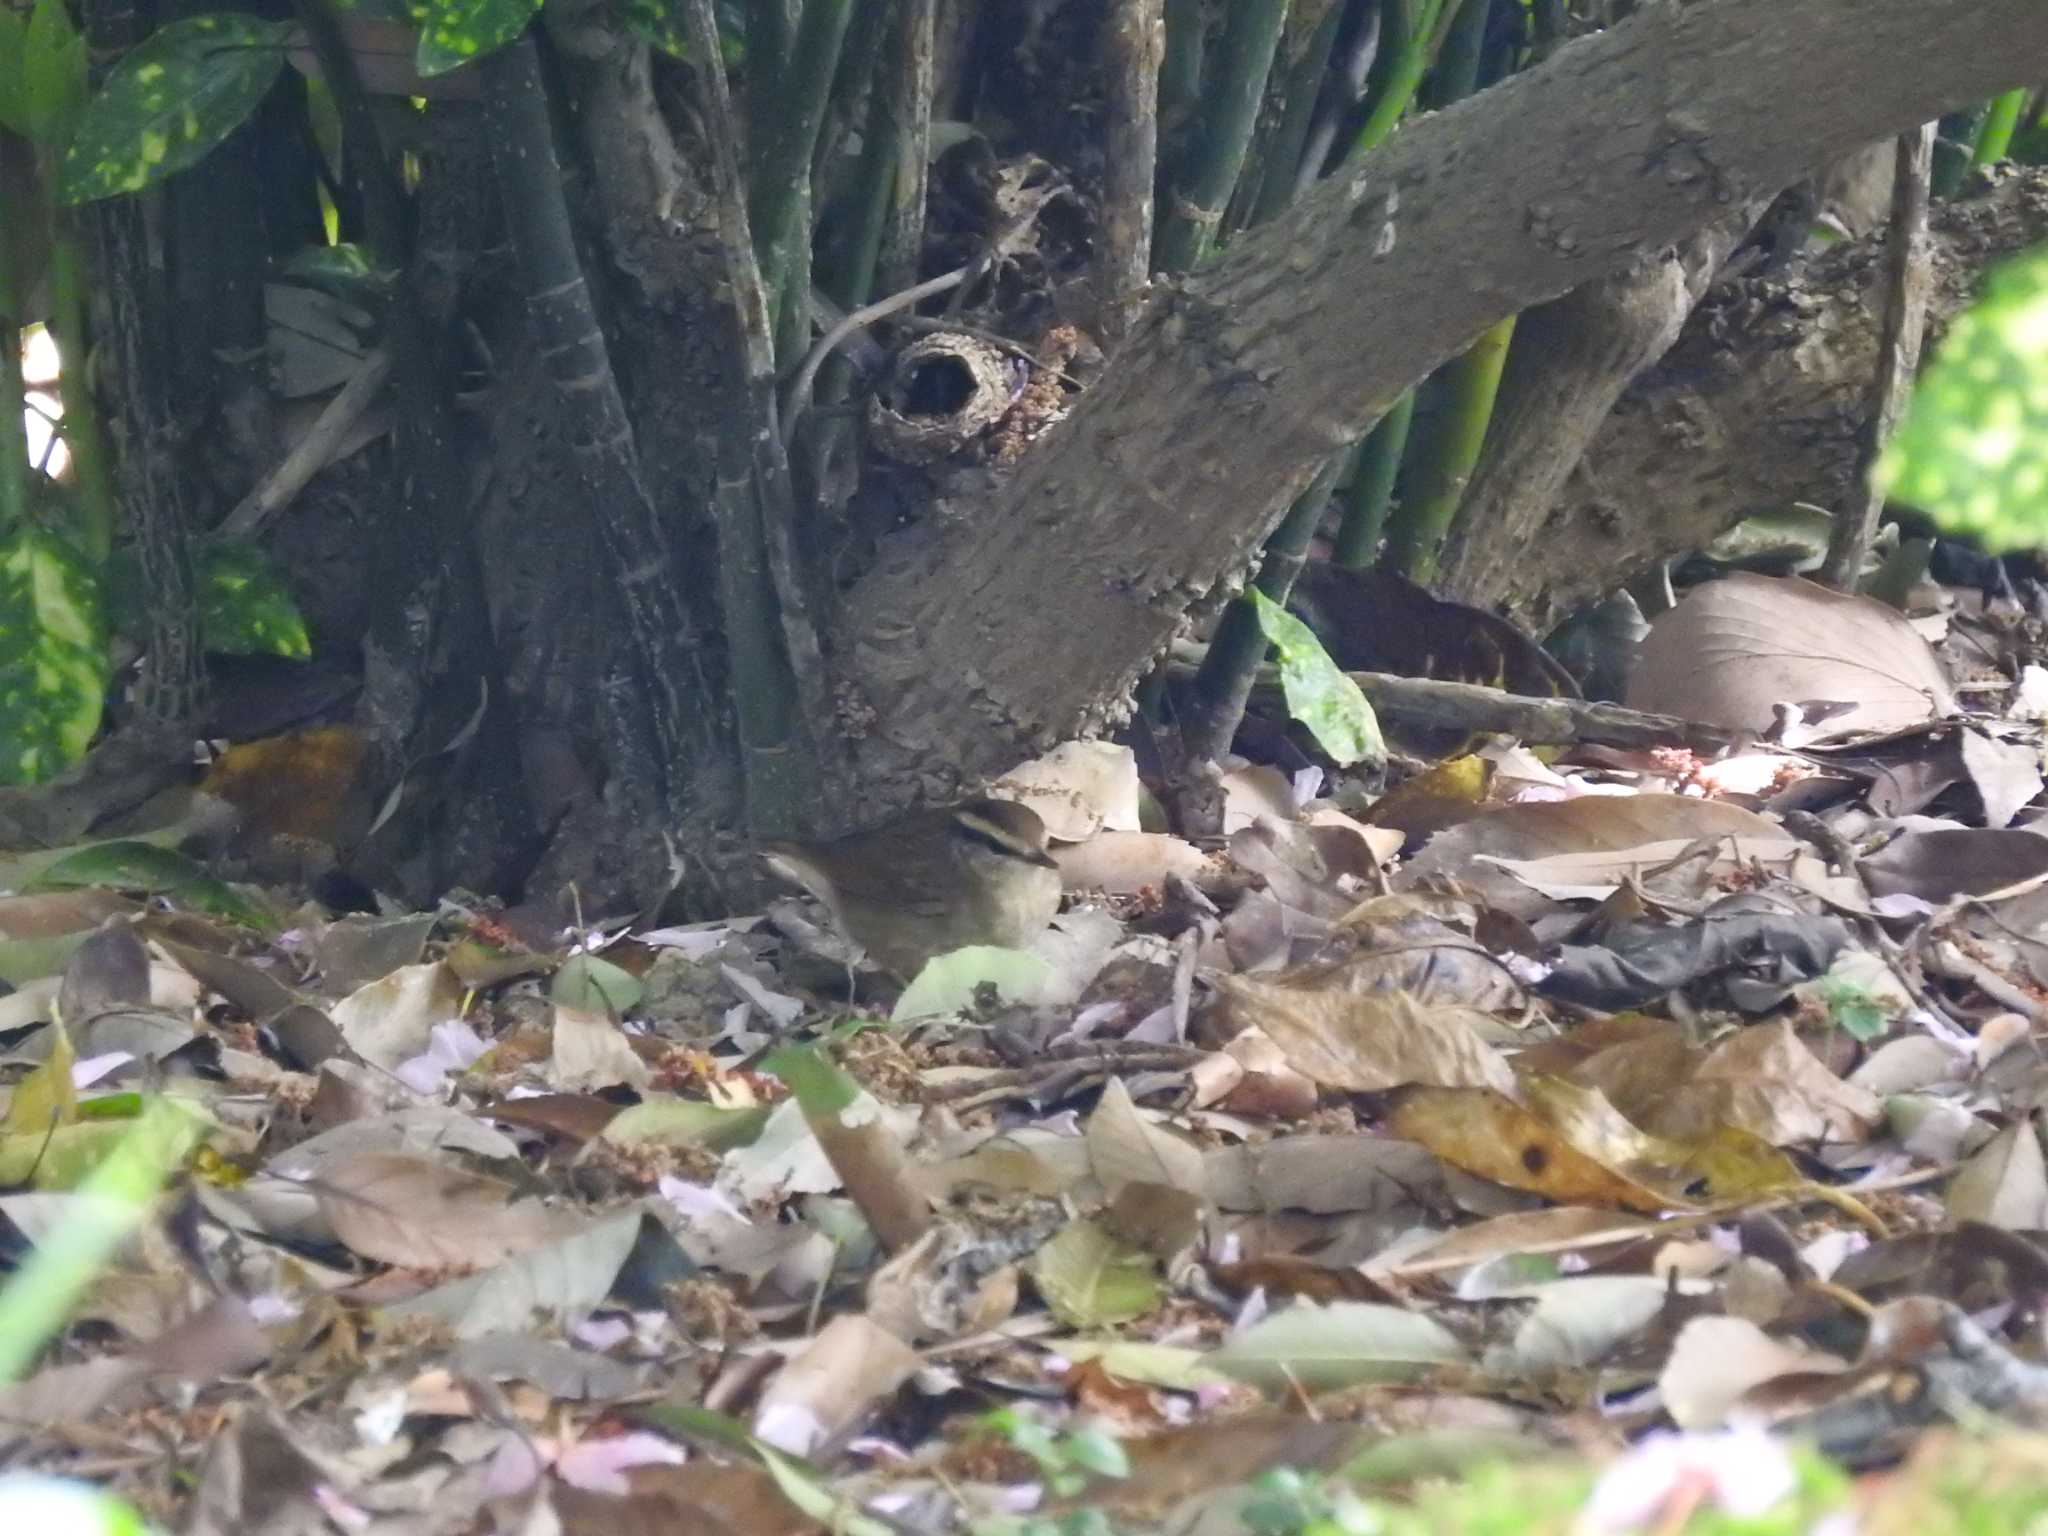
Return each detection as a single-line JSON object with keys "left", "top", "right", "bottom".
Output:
{"left": 1382, "top": 314, "right": 1515, "bottom": 584}
{"left": 48, "top": 221, "right": 113, "bottom": 559}
{"left": 1422, "top": 0, "right": 1491, "bottom": 109}
{"left": 1156, "top": 0, "right": 1207, "bottom": 193}
{"left": 1350, "top": 0, "right": 1458, "bottom": 159}
{"left": 746, "top": 0, "right": 854, "bottom": 362}
{"left": 0, "top": 245, "right": 27, "bottom": 535}
{"left": 1333, "top": 392, "right": 1415, "bottom": 568}
{"left": 1932, "top": 103, "right": 1989, "bottom": 197}
{"left": 1375, "top": 0, "right": 1517, "bottom": 587}
{"left": 1973, "top": 88, "right": 2029, "bottom": 167}
{"left": 1244, "top": 3, "right": 1344, "bottom": 228}
{"left": 1154, "top": 0, "right": 1293, "bottom": 274}
{"left": 1185, "top": 458, "right": 1346, "bottom": 762}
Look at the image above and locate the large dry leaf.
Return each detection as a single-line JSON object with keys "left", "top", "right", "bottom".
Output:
{"left": 1369, "top": 1207, "right": 1662, "bottom": 1282}
{"left": 1961, "top": 728, "right": 2045, "bottom": 830}
{"left": 1948, "top": 1117, "right": 2048, "bottom": 1229}
{"left": 380, "top": 1207, "right": 646, "bottom": 1338}
{"left": 1660, "top": 1315, "right": 1849, "bottom": 1430}
{"left": 1210, "top": 1301, "right": 1467, "bottom": 1391}
{"left": 1213, "top": 976, "right": 1516, "bottom": 1094}
{"left": 1086, "top": 1077, "right": 1207, "bottom": 1200}
{"left": 1518, "top": 1013, "right": 1704, "bottom": 1121}
{"left": 1055, "top": 831, "right": 1220, "bottom": 894}
{"left": 549, "top": 1003, "right": 653, "bottom": 1091}
{"left": 753, "top": 1313, "right": 919, "bottom": 1456}
{"left": 329, "top": 961, "right": 465, "bottom": 1071}
{"left": 314, "top": 1151, "right": 574, "bottom": 1268}
{"left": 1627, "top": 573, "right": 1955, "bottom": 739}
{"left": 1483, "top": 1275, "right": 1673, "bottom": 1373}
{"left": 1203, "top": 1134, "right": 1447, "bottom": 1215}
{"left": 1651, "top": 1020, "right": 1881, "bottom": 1146}
{"left": 1399, "top": 795, "right": 1790, "bottom": 914}
{"left": 994, "top": 741, "right": 1144, "bottom": 840}
{"left": 1388, "top": 1083, "right": 1697, "bottom": 1216}
{"left": 1860, "top": 826, "right": 2048, "bottom": 903}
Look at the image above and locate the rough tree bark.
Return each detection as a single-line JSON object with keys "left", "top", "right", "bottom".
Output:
{"left": 840, "top": 0, "right": 2048, "bottom": 813}
{"left": 1481, "top": 166, "right": 2048, "bottom": 631}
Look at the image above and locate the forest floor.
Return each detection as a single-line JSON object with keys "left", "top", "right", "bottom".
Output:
{"left": 8, "top": 563, "right": 2048, "bottom": 1535}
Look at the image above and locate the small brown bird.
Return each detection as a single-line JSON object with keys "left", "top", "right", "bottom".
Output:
{"left": 761, "top": 798, "right": 1063, "bottom": 980}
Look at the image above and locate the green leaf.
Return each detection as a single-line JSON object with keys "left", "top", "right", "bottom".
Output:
{"left": 551, "top": 949, "right": 646, "bottom": 1014}
{"left": 1027, "top": 1217, "right": 1161, "bottom": 1328}
{"left": 26, "top": 840, "right": 275, "bottom": 930}
{"left": 57, "top": 13, "right": 290, "bottom": 204}
{"left": 0, "top": 523, "right": 108, "bottom": 786}
{"left": 195, "top": 541, "right": 310, "bottom": 657}
{"left": 763, "top": 1042, "right": 862, "bottom": 1119}
{"left": 21, "top": 0, "right": 85, "bottom": 147}
{"left": 1211, "top": 1300, "right": 1467, "bottom": 1392}
{"left": 0, "top": 9, "right": 29, "bottom": 135}
{"left": 278, "top": 241, "right": 397, "bottom": 300}
{"left": 1877, "top": 243, "right": 2048, "bottom": 553}
{"left": 104, "top": 542, "right": 309, "bottom": 658}
{"left": 1062, "top": 1426, "right": 1131, "bottom": 1480}
{"left": 597, "top": 1096, "right": 768, "bottom": 1153}
{"left": 413, "top": 0, "right": 539, "bottom": 77}
{"left": 753, "top": 1442, "right": 897, "bottom": 1536}
{"left": 891, "top": 944, "right": 1053, "bottom": 1021}
{"left": 0, "top": 1098, "right": 206, "bottom": 1381}
{"left": 1249, "top": 589, "right": 1384, "bottom": 767}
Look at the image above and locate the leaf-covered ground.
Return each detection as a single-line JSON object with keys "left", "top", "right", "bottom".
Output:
{"left": 11, "top": 569, "right": 2048, "bottom": 1535}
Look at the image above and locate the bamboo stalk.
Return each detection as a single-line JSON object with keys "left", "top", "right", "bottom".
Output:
{"left": 1333, "top": 391, "right": 1414, "bottom": 567}
{"left": 875, "top": 0, "right": 934, "bottom": 299}
{"left": 1349, "top": 0, "right": 1455, "bottom": 158}
{"left": 1972, "top": 88, "right": 2028, "bottom": 166}
{"left": 1156, "top": 0, "right": 1206, "bottom": 190}
{"left": 0, "top": 244, "right": 27, "bottom": 536}
{"left": 1241, "top": 1, "right": 1342, "bottom": 229}
{"left": 47, "top": 220, "right": 114, "bottom": 559}
{"left": 687, "top": 0, "right": 836, "bottom": 831}
{"left": 1183, "top": 457, "right": 1344, "bottom": 763}
{"left": 1382, "top": 313, "right": 1515, "bottom": 583}
{"left": 747, "top": 0, "right": 854, "bottom": 359}
{"left": 1153, "top": 0, "right": 1292, "bottom": 273}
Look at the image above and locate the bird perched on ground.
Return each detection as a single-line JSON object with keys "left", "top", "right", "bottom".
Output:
{"left": 761, "top": 798, "right": 1063, "bottom": 981}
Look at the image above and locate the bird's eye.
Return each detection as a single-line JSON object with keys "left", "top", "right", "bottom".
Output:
{"left": 952, "top": 819, "right": 1020, "bottom": 859}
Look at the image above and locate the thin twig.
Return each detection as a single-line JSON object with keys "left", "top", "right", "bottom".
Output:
{"left": 219, "top": 348, "right": 392, "bottom": 538}
{"left": 779, "top": 267, "right": 967, "bottom": 450}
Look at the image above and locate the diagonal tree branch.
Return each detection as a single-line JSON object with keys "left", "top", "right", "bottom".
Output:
{"left": 840, "top": 0, "right": 2048, "bottom": 808}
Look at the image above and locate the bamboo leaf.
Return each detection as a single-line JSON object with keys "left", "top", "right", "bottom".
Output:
{"left": 0, "top": 523, "right": 107, "bottom": 786}
{"left": 58, "top": 13, "right": 289, "bottom": 203}
{"left": 1249, "top": 588, "right": 1384, "bottom": 767}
